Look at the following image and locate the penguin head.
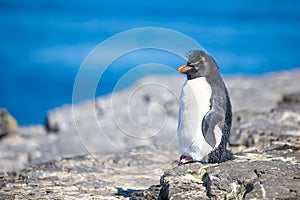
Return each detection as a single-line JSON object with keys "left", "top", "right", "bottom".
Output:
{"left": 178, "top": 50, "right": 219, "bottom": 80}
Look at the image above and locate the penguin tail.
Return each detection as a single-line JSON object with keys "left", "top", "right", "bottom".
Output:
{"left": 224, "top": 149, "right": 235, "bottom": 161}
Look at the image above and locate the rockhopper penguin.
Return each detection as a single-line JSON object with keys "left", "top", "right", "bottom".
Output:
{"left": 177, "top": 50, "right": 232, "bottom": 165}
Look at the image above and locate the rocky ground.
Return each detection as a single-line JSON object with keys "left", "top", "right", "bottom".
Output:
{"left": 132, "top": 93, "right": 300, "bottom": 199}
{"left": 1, "top": 69, "right": 300, "bottom": 199}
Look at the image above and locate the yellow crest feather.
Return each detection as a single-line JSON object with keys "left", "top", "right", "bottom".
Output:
{"left": 190, "top": 56, "right": 206, "bottom": 65}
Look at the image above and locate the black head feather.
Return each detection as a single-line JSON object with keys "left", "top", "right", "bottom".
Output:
{"left": 185, "top": 50, "right": 220, "bottom": 80}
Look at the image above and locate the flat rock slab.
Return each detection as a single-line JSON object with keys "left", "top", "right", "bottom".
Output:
{"left": 0, "top": 147, "right": 178, "bottom": 200}
{"left": 133, "top": 149, "right": 300, "bottom": 199}
{"left": 1, "top": 145, "right": 299, "bottom": 199}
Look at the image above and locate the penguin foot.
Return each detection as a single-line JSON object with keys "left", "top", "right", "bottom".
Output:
{"left": 178, "top": 155, "right": 194, "bottom": 166}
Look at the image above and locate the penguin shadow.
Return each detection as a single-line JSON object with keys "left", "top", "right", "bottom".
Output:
{"left": 115, "top": 187, "right": 143, "bottom": 198}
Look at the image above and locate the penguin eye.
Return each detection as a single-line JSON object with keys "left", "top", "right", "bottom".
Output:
{"left": 186, "top": 62, "right": 194, "bottom": 67}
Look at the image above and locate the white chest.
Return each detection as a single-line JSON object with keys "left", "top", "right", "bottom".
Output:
{"left": 177, "top": 77, "right": 213, "bottom": 160}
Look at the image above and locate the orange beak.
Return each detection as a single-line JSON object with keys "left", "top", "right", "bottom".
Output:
{"left": 177, "top": 65, "right": 192, "bottom": 74}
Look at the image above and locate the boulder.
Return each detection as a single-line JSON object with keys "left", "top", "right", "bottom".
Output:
{"left": 0, "top": 109, "right": 18, "bottom": 138}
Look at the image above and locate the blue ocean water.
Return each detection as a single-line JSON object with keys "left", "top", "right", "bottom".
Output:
{"left": 0, "top": 0, "right": 300, "bottom": 125}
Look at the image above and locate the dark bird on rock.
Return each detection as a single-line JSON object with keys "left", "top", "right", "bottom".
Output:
{"left": 177, "top": 50, "right": 232, "bottom": 165}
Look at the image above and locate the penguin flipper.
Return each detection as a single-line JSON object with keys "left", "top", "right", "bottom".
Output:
{"left": 202, "top": 105, "right": 225, "bottom": 148}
